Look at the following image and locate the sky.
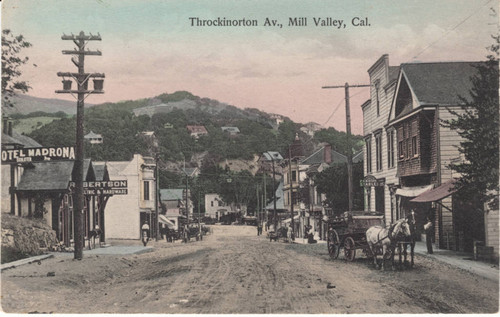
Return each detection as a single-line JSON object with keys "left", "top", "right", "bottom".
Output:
{"left": 1, "top": 0, "right": 497, "bottom": 135}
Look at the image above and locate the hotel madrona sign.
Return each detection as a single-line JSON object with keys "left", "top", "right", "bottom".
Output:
{"left": 1, "top": 146, "right": 76, "bottom": 163}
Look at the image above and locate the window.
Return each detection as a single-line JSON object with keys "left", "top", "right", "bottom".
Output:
{"left": 412, "top": 136, "right": 418, "bottom": 156}
{"left": 406, "top": 138, "right": 410, "bottom": 158}
{"left": 317, "top": 191, "right": 322, "bottom": 205}
{"left": 291, "top": 171, "right": 297, "bottom": 182}
{"left": 375, "top": 133, "right": 382, "bottom": 171}
{"left": 387, "top": 130, "right": 395, "bottom": 168}
{"left": 375, "top": 80, "right": 380, "bottom": 117}
{"left": 210, "top": 201, "right": 214, "bottom": 207}
{"left": 366, "top": 137, "right": 372, "bottom": 173}
{"left": 143, "top": 181, "right": 150, "bottom": 200}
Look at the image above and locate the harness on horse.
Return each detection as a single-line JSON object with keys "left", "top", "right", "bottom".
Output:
{"left": 374, "top": 222, "right": 397, "bottom": 245}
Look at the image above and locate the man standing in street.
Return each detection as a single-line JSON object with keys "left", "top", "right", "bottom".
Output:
{"left": 424, "top": 217, "right": 434, "bottom": 254}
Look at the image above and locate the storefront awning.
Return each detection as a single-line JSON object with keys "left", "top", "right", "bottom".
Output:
{"left": 395, "top": 184, "right": 434, "bottom": 197}
{"left": 410, "top": 180, "right": 456, "bottom": 203}
{"left": 159, "top": 214, "right": 176, "bottom": 228}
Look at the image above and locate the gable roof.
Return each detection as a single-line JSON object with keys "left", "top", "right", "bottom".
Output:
{"left": 17, "top": 161, "right": 75, "bottom": 191}
{"left": 400, "top": 61, "right": 486, "bottom": 106}
{"left": 264, "top": 179, "right": 285, "bottom": 210}
{"left": 92, "top": 162, "right": 110, "bottom": 181}
{"left": 182, "top": 167, "right": 199, "bottom": 177}
{"left": 301, "top": 146, "right": 347, "bottom": 165}
{"left": 160, "top": 189, "right": 184, "bottom": 201}
{"left": 17, "top": 159, "right": 94, "bottom": 191}
{"left": 352, "top": 150, "right": 363, "bottom": 163}
{"left": 84, "top": 131, "right": 102, "bottom": 139}
{"left": 2, "top": 130, "right": 42, "bottom": 148}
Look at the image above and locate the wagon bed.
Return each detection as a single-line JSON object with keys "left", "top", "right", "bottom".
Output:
{"left": 327, "top": 211, "right": 385, "bottom": 261}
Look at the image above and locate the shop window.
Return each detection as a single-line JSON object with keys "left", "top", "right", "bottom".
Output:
{"left": 143, "top": 181, "right": 150, "bottom": 200}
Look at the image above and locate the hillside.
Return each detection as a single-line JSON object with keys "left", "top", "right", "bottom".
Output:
{"left": 24, "top": 90, "right": 362, "bottom": 166}
{"left": 3, "top": 94, "right": 94, "bottom": 115}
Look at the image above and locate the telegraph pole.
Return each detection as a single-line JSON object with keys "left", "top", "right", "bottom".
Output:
{"left": 288, "top": 146, "right": 295, "bottom": 235}
{"left": 322, "top": 83, "right": 370, "bottom": 212}
{"left": 56, "top": 31, "right": 104, "bottom": 260}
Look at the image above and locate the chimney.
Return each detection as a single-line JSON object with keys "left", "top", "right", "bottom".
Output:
{"left": 323, "top": 144, "right": 332, "bottom": 164}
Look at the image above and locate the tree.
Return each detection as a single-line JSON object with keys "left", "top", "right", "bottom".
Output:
{"left": 315, "top": 162, "right": 364, "bottom": 213}
{"left": 443, "top": 35, "right": 499, "bottom": 210}
{"left": 1, "top": 30, "right": 33, "bottom": 108}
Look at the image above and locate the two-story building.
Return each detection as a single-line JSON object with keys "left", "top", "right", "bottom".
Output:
{"left": 282, "top": 134, "right": 306, "bottom": 236}
{"left": 361, "top": 55, "right": 401, "bottom": 224}
{"left": 299, "top": 143, "right": 349, "bottom": 239}
{"left": 98, "top": 154, "right": 157, "bottom": 240}
{"left": 386, "top": 61, "right": 492, "bottom": 252}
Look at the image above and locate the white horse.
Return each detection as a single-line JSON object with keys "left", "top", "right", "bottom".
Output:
{"left": 366, "top": 218, "right": 412, "bottom": 270}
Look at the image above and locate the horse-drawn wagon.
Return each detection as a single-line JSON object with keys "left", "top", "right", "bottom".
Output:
{"left": 327, "top": 211, "right": 415, "bottom": 270}
{"left": 327, "top": 211, "right": 385, "bottom": 261}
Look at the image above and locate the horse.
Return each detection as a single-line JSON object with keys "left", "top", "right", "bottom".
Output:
{"left": 365, "top": 218, "right": 412, "bottom": 270}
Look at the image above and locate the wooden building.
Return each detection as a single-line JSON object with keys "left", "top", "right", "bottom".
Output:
{"left": 387, "top": 61, "right": 491, "bottom": 252}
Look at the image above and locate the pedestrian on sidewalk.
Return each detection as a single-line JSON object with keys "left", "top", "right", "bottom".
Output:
{"left": 424, "top": 217, "right": 433, "bottom": 254}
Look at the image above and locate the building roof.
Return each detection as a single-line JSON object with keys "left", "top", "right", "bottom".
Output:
{"left": 388, "top": 66, "right": 400, "bottom": 84}
{"left": 186, "top": 125, "right": 208, "bottom": 134}
{"left": 301, "top": 146, "right": 347, "bottom": 165}
{"left": 401, "top": 61, "right": 487, "bottom": 106}
{"left": 221, "top": 126, "right": 240, "bottom": 133}
{"left": 182, "top": 167, "right": 199, "bottom": 177}
{"left": 352, "top": 150, "right": 363, "bottom": 163}
{"left": 84, "top": 131, "right": 102, "bottom": 139}
{"left": 160, "top": 189, "right": 184, "bottom": 201}
{"left": 17, "top": 159, "right": 94, "bottom": 191}
{"left": 17, "top": 161, "right": 74, "bottom": 191}
{"left": 1, "top": 130, "right": 42, "bottom": 148}
{"left": 92, "top": 162, "right": 109, "bottom": 181}
{"left": 265, "top": 179, "right": 285, "bottom": 210}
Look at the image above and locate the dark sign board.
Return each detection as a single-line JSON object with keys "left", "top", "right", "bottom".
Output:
{"left": 70, "top": 180, "right": 128, "bottom": 188}
{"left": 84, "top": 188, "right": 128, "bottom": 195}
{"left": 1, "top": 146, "right": 75, "bottom": 163}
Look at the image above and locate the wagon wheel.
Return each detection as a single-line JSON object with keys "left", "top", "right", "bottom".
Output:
{"left": 344, "top": 236, "right": 356, "bottom": 261}
{"left": 327, "top": 229, "right": 340, "bottom": 259}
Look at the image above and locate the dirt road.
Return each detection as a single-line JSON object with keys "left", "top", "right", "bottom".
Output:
{"left": 1, "top": 225, "right": 498, "bottom": 314}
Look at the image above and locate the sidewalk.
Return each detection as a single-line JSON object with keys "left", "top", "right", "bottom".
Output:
{"left": 412, "top": 241, "right": 499, "bottom": 281}
{"left": 293, "top": 238, "right": 498, "bottom": 281}
{"left": 1, "top": 244, "right": 153, "bottom": 271}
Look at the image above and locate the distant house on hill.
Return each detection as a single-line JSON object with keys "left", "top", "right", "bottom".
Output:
{"left": 300, "top": 122, "right": 323, "bottom": 137}
{"left": 182, "top": 167, "right": 200, "bottom": 178}
{"left": 221, "top": 126, "right": 240, "bottom": 136}
{"left": 186, "top": 125, "right": 208, "bottom": 139}
{"left": 84, "top": 131, "right": 103, "bottom": 144}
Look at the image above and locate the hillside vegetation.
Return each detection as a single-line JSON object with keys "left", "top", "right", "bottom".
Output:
{"left": 25, "top": 91, "right": 363, "bottom": 186}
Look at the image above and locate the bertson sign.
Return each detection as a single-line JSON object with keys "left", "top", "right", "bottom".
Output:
{"left": 1, "top": 146, "right": 75, "bottom": 163}
{"left": 69, "top": 180, "right": 128, "bottom": 195}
